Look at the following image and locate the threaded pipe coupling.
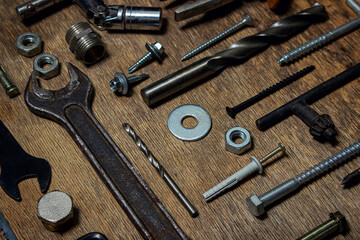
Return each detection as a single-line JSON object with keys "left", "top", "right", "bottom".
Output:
{"left": 65, "top": 22, "right": 105, "bottom": 65}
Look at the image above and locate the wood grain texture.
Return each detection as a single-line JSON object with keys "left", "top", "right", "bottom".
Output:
{"left": 0, "top": 0, "right": 359, "bottom": 239}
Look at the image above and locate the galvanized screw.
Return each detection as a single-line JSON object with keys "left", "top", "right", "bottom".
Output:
{"left": 246, "top": 140, "right": 360, "bottom": 217}
{"left": 0, "top": 65, "right": 20, "bottom": 98}
{"left": 278, "top": 0, "right": 360, "bottom": 65}
{"left": 181, "top": 14, "right": 253, "bottom": 61}
{"left": 110, "top": 72, "right": 149, "bottom": 95}
{"left": 128, "top": 42, "right": 165, "bottom": 74}
{"left": 296, "top": 211, "right": 347, "bottom": 240}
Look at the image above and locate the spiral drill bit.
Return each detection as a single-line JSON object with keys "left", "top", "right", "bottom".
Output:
{"left": 123, "top": 123, "right": 198, "bottom": 217}
{"left": 141, "top": 3, "right": 328, "bottom": 107}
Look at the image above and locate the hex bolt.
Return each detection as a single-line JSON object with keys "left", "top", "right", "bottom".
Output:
{"left": 37, "top": 190, "right": 74, "bottom": 231}
{"left": 109, "top": 73, "right": 149, "bottom": 95}
{"left": 0, "top": 65, "right": 20, "bottom": 98}
{"left": 128, "top": 42, "right": 165, "bottom": 74}
{"left": 181, "top": 14, "right": 253, "bottom": 61}
{"left": 203, "top": 143, "right": 285, "bottom": 202}
{"left": 246, "top": 140, "right": 360, "bottom": 217}
{"left": 278, "top": 9, "right": 360, "bottom": 64}
{"left": 296, "top": 211, "right": 347, "bottom": 240}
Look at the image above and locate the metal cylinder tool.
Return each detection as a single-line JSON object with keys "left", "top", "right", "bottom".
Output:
{"left": 141, "top": 3, "right": 328, "bottom": 107}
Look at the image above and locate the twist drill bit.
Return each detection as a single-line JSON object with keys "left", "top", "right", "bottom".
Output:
{"left": 123, "top": 123, "right": 198, "bottom": 217}
{"left": 141, "top": 3, "right": 328, "bottom": 107}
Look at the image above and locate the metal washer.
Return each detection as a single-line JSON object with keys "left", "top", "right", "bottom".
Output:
{"left": 167, "top": 104, "right": 212, "bottom": 141}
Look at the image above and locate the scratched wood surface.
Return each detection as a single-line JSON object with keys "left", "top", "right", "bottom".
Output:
{"left": 0, "top": 0, "right": 359, "bottom": 239}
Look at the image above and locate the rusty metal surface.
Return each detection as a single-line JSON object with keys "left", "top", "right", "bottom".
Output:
{"left": 24, "top": 63, "right": 189, "bottom": 240}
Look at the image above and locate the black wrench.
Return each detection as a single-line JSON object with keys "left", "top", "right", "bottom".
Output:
{"left": 24, "top": 63, "right": 189, "bottom": 240}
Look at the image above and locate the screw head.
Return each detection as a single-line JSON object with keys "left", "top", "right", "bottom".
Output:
{"left": 110, "top": 73, "right": 129, "bottom": 95}
{"left": 146, "top": 42, "right": 165, "bottom": 62}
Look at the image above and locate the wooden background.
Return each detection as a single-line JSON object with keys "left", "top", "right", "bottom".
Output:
{"left": 0, "top": 0, "right": 359, "bottom": 239}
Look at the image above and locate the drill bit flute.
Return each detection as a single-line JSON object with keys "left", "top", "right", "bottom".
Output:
{"left": 141, "top": 3, "right": 328, "bottom": 107}
{"left": 123, "top": 123, "right": 198, "bottom": 217}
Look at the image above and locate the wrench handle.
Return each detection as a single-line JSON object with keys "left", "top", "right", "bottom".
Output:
{"left": 64, "top": 105, "right": 187, "bottom": 240}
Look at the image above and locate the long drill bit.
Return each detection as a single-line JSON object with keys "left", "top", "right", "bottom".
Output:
{"left": 123, "top": 123, "right": 198, "bottom": 217}
{"left": 141, "top": 3, "right": 328, "bottom": 107}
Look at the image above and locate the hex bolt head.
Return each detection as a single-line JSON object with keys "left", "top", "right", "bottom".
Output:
{"left": 128, "top": 42, "right": 165, "bottom": 73}
{"left": 246, "top": 195, "right": 265, "bottom": 217}
{"left": 37, "top": 190, "right": 74, "bottom": 231}
{"left": 110, "top": 73, "right": 150, "bottom": 95}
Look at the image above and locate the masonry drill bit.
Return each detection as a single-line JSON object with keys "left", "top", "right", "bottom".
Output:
{"left": 341, "top": 167, "right": 360, "bottom": 186}
{"left": 123, "top": 123, "right": 198, "bottom": 217}
{"left": 141, "top": 3, "right": 328, "bottom": 107}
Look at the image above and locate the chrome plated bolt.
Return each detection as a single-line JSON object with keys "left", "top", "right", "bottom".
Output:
{"left": 181, "top": 14, "right": 253, "bottom": 61}
{"left": 0, "top": 65, "right": 20, "bottom": 98}
{"left": 110, "top": 73, "right": 149, "bottom": 95}
{"left": 128, "top": 42, "right": 165, "bottom": 74}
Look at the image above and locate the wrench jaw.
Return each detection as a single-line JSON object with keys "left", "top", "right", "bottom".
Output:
{"left": 25, "top": 63, "right": 94, "bottom": 125}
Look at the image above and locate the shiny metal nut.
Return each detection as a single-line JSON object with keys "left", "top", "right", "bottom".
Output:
{"left": 225, "top": 127, "right": 252, "bottom": 154}
{"left": 16, "top": 32, "right": 42, "bottom": 57}
{"left": 33, "top": 53, "right": 60, "bottom": 80}
{"left": 37, "top": 190, "right": 74, "bottom": 231}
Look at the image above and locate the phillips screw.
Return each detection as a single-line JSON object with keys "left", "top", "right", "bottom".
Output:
{"left": 0, "top": 65, "right": 20, "bottom": 98}
{"left": 296, "top": 211, "right": 347, "bottom": 240}
{"left": 181, "top": 14, "right": 253, "bottom": 61}
{"left": 203, "top": 143, "right": 285, "bottom": 202}
{"left": 110, "top": 73, "right": 149, "bottom": 95}
{"left": 128, "top": 42, "right": 165, "bottom": 74}
{"left": 246, "top": 140, "right": 360, "bottom": 217}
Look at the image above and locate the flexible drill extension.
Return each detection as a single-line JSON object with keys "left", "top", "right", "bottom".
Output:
{"left": 141, "top": 3, "right": 328, "bottom": 106}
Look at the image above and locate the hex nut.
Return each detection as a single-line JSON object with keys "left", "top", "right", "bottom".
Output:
{"left": 37, "top": 190, "right": 74, "bottom": 231}
{"left": 16, "top": 32, "right": 42, "bottom": 57}
{"left": 225, "top": 127, "right": 252, "bottom": 155}
{"left": 246, "top": 195, "right": 265, "bottom": 217}
{"left": 33, "top": 53, "right": 60, "bottom": 80}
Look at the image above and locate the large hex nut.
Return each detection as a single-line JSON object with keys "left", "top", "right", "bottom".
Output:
{"left": 37, "top": 191, "right": 74, "bottom": 231}
{"left": 33, "top": 53, "right": 60, "bottom": 79}
{"left": 16, "top": 32, "right": 42, "bottom": 57}
{"left": 225, "top": 127, "right": 252, "bottom": 155}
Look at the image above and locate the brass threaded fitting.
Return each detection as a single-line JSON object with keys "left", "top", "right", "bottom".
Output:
{"left": 66, "top": 22, "right": 105, "bottom": 65}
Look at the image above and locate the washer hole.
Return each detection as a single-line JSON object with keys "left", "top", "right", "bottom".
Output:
{"left": 22, "top": 36, "right": 36, "bottom": 46}
{"left": 38, "top": 57, "right": 54, "bottom": 69}
{"left": 230, "top": 131, "right": 246, "bottom": 144}
{"left": 182, "top": 116, "right": 198, "bottom": 129}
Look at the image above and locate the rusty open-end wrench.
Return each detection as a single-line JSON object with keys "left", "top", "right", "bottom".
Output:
{"left": 24, "top": 63, "right": 189, "bottom": 240}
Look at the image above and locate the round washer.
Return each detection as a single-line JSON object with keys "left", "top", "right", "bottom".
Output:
{"left": 167, "top": 104, "right": 212, "bottom": 141}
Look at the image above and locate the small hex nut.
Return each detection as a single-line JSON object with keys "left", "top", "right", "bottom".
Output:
{"left": 16, "top": 32, "right": 42, "bottom": 57}
{"left": 37, "top": 190, "right": 74, "bottom": 231}
{"left": 246, "top": 195, "right": 265, "bottom": 217}
{"left": 33, "top": 53, "right": 60, "bottom": 80}
{"left": 225, "top": 127, "right": 252, "bottom": 155}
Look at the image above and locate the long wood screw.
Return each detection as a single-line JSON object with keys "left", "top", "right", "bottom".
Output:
{"left": 0, "top": 65, "right": 20, "bottom": 98}
{"left": 181, "top": 14, "right": 253, "bottom": 61}
{"left": 296, "top": 211, "right": 347, "bottom": 240}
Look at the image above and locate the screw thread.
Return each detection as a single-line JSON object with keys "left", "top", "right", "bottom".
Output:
{"left": 279, "top": 16, "right": 360, "bottom": 64}
{"left": 295, "top": 140, "right": 360, "bottom": 185}
{"left": 128, "top": 73, "right": 150, "bottom": 84}
{"left": 181, "top": 15, "right": 252, "bottom": 61}
{"left": 226, "top": 65, "right": 315, "bottom": 118}
{"left": 260, "top": 143, "right": 285, "bottom": 163}
{"left": 0, "top": 65, "right": 20, "bottom": 98}
{"left": 128, "top": 52, "right": 153, "bottom": 74}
